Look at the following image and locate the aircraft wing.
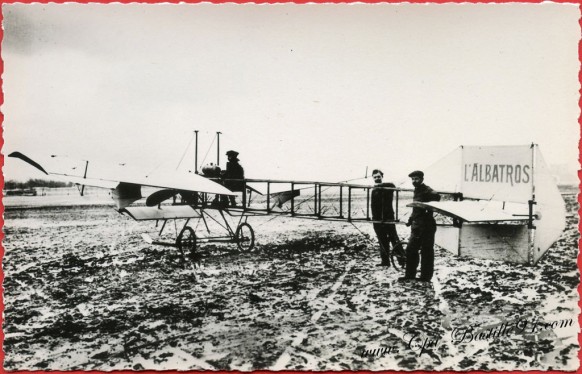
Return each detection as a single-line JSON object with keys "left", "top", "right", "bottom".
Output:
{"left": 407, "top": 200, "right": 531, "bottom": 223}
{"left": 121, "top": 205, "right": 200, "bottom": 221}
{"left": 9, "top": 151, "right": 236, "bottom": 196}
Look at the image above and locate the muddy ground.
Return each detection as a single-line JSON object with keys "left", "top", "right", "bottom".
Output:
{"left": 2, "top": 192, "right": 580, "bottom": 371}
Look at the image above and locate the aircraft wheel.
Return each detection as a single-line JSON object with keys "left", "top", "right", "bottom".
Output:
{"left": 391, "top": 241, "right": 408, "bottom": 271}
{"left": 176, "top": 226, "right": 198, "bottom": 263}
{"left": 235, "top": 223, "right": 255, "bottom": 251}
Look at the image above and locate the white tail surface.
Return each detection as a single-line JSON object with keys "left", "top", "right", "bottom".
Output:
{"left": 531, "top": 146, "right": 566, "bottom": 263}
{"left": 425, "top": 144, "right": 566, "bottom": 264}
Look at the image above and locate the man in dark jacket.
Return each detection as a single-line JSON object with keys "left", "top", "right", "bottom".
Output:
{"left": 222, "top": 150, "right": 245, "bottom": 207}
{"left": 399, "top": 170, "right": 441, "bottom": 282}
{"left": 370, "top": 169, "right": 400, "bottom": 267}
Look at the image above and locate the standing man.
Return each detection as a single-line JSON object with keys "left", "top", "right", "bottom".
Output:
{"left": 399, "top": 170, "right": 441, "bottom": 283}
{"left": 222, "top": 150, "right": 245, "bottom": 207}
{"left": 370, "top": 169, "right": 401, "bottom": 267}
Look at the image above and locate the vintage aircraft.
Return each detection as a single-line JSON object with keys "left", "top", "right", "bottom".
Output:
{"left": 7, "top": 151, "right": 409, "bottom": 266}
{"left": 8, "top": 140, "right": 565, "bottom": 267}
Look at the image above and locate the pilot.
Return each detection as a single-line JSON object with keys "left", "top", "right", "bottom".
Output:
{"left": 398, "top": 170, "right": 441, "bottom": 283}
{"left": 370, "top": 169, "right": 401, "bottom": 267}
{"left": 221, "top": 150, "right": 245, "bottom": 207}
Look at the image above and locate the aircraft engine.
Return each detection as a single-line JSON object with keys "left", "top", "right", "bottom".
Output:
{"left": 201, "top": 163, "right": 221, "bottom": 178}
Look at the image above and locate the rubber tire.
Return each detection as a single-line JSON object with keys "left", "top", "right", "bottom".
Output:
{"left": 235, "top": 223, "right": 255, "bottom": 251}
{"left": 176, "top": 226, "right": 197, "bottom": 264}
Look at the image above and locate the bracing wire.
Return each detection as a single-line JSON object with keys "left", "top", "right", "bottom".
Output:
{"left": 145, "top": 160, "right": 167, "bottom": 178}
{"left": 176, "top": 132, "right": 196, "bottom": 171}
{"left": 349, "top": 221, "right": 367, "bottom": 236}
{"left": 200, "top": 134, "right": 217, "bottom": 167}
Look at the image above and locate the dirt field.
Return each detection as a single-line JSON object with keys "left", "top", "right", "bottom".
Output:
{"left": 3, "top": 192, "right": 579, "bottom": 371}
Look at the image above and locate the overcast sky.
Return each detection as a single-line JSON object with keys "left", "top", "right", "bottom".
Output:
{"left": 3, "top": 3, "right": 580, "bottom": 184}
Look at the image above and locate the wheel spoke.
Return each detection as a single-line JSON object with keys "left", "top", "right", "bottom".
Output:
{"left": 176, "top": 226, "right": 198, "bottom": 264}
{"left": 235, "top": 223, "right": 255, "bottom": 251}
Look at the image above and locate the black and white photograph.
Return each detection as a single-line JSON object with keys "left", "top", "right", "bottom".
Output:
{"left": 2, "top": 3, "right": 580, "bottom": 371}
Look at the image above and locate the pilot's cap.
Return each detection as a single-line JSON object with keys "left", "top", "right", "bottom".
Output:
{"left": 408, "top": 170, "right": 424, "bottom": 178}
{"left": 226, "top": 150, "right": 239, "bottom": 157}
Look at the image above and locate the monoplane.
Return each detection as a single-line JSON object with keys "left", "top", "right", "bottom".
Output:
{"left": 9, "top": 135, "right": 565, "bottom": 267}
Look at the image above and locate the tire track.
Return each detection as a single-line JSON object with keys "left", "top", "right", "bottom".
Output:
{"left": 269, "top": 259, "right": 356, "bottom": 370}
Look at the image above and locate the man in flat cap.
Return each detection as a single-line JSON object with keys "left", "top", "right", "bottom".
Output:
{"left": 221, "top": 150, "right": 245, "bottom": 207}
{"left": 399, "top": 170, "right": 441, "bottom": 283}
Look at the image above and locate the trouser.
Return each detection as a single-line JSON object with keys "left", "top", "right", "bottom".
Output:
{"left": 373, "top": 223, "right": 400, "bottom": 264}
{"left": 405, "top": 221, "right": 437, "bottom": 280}
{"left": 217, "top": 194, "right": 236, "bottom": 207}
{"left": 223, "top": 181, "right": 241, "bottom": 207}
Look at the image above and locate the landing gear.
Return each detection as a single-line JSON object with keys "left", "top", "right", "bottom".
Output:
{"left": 235, "top": 223, "right": 255, "bottom": 251}
{"left": 176, "top": 226, "right": 198, "bottom": 263}
{"left": 146, "top": 213, "right": 255, "bottom": 266}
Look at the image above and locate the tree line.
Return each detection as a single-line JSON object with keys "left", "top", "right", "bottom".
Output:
{"left": 4, "top": 179, "right": 74, "bottom": 190}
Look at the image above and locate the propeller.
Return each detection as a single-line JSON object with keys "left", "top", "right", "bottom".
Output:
{"left": 146, "top": 189, "right": 202, "bottom": 206}
{"left": 146, "top": 189, "right": 179, "bottom": 206}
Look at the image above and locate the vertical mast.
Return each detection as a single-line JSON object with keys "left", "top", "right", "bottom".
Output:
{"left": 527, "top": 143, "right": 537, "bottom": 264}
{"left": 464, "top": 145, "right": 467, "bottom": 193}
{"left": 531, "top": 143, "right": 536, "bottom": 202}
{"left": 194, "top": 130, "right": 199, "bottom": 174}
{"left": 217, "top": 131, "right": 222, "bottom": 166}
